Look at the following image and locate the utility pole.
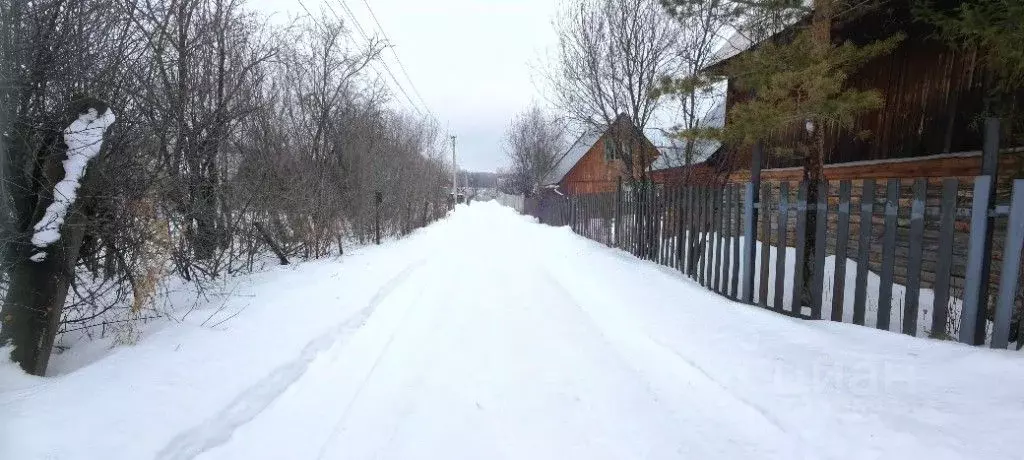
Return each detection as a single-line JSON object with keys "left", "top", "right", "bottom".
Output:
{"left": 450, "top": 135, "right": 457, "bottom": 206}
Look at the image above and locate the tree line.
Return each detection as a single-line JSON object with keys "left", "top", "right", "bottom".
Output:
{"left": 0, "top": 0, "right": 453, "bottom": 375}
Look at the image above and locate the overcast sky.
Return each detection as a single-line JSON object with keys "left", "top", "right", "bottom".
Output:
{"left": 248, "top": 0, "right": 562, "bottom": 173}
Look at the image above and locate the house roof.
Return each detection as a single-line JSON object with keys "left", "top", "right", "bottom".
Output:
{"left": 651, "top": 139, "right": 722, "bottom": 171}
{"left": 543, "top": 130, "right": 602, "bottom": 186}
{"left": 704, "top": 6, "right": 811, "bottom": 72}
{"left": 651, "top": 101, "right": 726, "bottom": 171}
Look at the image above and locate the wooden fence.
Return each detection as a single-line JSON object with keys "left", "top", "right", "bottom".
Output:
{"left": 525, "top": 127, "right": 1024, "bottom": 350}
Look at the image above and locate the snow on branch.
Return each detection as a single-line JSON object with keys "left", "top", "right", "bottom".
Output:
{"left": 30, "top": 107, "right": 116, "bottom": 262}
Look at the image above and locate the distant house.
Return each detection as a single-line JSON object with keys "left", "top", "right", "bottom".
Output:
{"left": 544, "top": 115, "right": 661, "bottom": 195}
{"left": 668, "top": 2, "right": 1024, "bottom": 184}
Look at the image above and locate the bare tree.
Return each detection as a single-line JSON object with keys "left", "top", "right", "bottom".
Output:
{"left": 545, "top": 0, "right": 680, "bottom": 131}
{"left": 656, "top": 0, "right": 731, "bottom": 170}
{"left": 0, "top": 0, "right": 453, "bottom": 375}
{"left": 504, "top": 105, "right": 565, "bottom": 196}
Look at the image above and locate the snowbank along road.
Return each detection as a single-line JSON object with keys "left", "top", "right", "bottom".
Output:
{"left": 3, "top": 201, "right": 1024, "bottom": 460}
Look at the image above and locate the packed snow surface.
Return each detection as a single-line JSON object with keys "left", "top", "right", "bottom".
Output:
{"left": 30, "top": 107, "right": 116, "bottom": 261}
{"left": 3, "top": 202, "right": 1024, "bottom": 459}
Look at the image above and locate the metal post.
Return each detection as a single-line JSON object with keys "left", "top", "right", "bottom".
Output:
{"left": 742, "top": 142, "right": 762, "bottom": 303}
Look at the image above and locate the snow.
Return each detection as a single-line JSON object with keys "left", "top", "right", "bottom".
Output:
{"left": 30, "top": 107, "right": 116, "bottom": 261}
{"left": 3, "top": 201, "right": 1024, "bottom": 459}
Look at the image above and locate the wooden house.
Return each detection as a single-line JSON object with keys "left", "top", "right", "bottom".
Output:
{"left": 544, "top": 115, "right": 661, "bottom": 195}
{"left": 655, "top": 0, "right": 1024, "bottom": 186}
{"left": 649, "top": 2, "right": 1024, "bottom": 321}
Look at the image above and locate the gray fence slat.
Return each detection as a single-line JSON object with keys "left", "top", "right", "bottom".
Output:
{"left": 903, "top": 178, "right": 927, "bottom": 336}
{"left": 671, "top": 188, "right": 678, "bottom": 266}
{"left": 676, "top": 186, "right": 685, "bottom": 271}
{"left": 656, "top": 190, "right": 663, "bottom": 263}
{"left": 671, "top": 184, "right": 679, "bottom": 266}
{"left": 664, "top": 188, "right": 672, "bottom": 265}
{"left": 665, "top": 187, "right": 673, "bottom": 266}
{"left": 706, "top": 186, "right": 714, "bottom": 285}
{"left": 811, "top": 181, "right": 828, "bottom": 320}
{"left": 991, "top": 180, "right": 1024, "bottom": 348}
{"left": 775, "top": 182, "right": 789, "bottom": 311}
{"left": 631, "top": 191, "right": 638, "bottom": 255}
{"left": 714, "top": 186, "right": 725, "bottom": 293}
{"left": 686, "top": 185, "right": 696, "bottom": 276}
{"left": 723, "top": 186, "right": 734, "bottom": 297}
{"left": 628, "top": 190, "right": 635, "bottom": 255}
{"left": 636, "top": 188, "right": 643, "bottom": 257}
{"left": 832, "top": 181, "right": 852, "bottom": 321}
{"left": 591, "top": 194, "right": 597, "bottom": 239}
{"left": 580, "top": 195, "right": 585, "bottom": 233}
{"left": 700, "top": 186, "right": 709, "bottom": 286}
{"left": 589, "top": 193, "right": 598, "bottom": 236}
{"left": 592, "top": 194, "right": 597, "bottom": 239}
{"left": 877, "top": 179, "right": 900, "bottom": 331}
{"left": 653, "top": 187, "right": 660, "bottom": 261}
{"left": 930, "top": 179, "right": 957, "bottom": 337}
{"left": 759, "top": 185, "right": 772, "bottom": 307}
{"left": 708, "top": 186, "right": 716, "bottom": 286}
{"left": 625, "top": 193, "right": 631, "bottom": 252}
{"left": 690, "top": 185, "right": 698, "bottom": 275}
{"left": 699, "top": 187, "right": 709, "bottom": 286}
{"left": 579, "top": 195, "right": 585, "bottom": 236}
{"left": 853, "top": 179, "right": 875, "bottom": 325}
{"left": 791, "top": 181, "right": 808, "bottom": 315}
{"left": 742, "top": 182, "right": 756, "bottom": 302}
{"left": 960, "top": 176, "right": 994, "bottom": 345}
{"left": 666, "top": 188, "right": 674, "bottom": 265}
{"left": 732, "top": 184, "right": 742, "bottom": 300}
{"left": 677, "top": 185, "right": 685, "bottom": 270}
{"left": 635, "top": 188, "right": 642, "bottom": 256}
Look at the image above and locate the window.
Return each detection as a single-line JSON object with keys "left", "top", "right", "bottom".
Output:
{"left": 620, "top": 140, "right": 631, "bottom": 160}
{"left": 603, "top": 137, "right": 617, "bottom": 162}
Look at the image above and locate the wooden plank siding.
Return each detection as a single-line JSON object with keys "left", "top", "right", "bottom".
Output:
{"left": 559, "top": 119, "right": 662, "bottom": 195}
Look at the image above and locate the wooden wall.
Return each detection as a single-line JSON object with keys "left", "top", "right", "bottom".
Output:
{"left": 561, "top": 120, "right": 662, "bottom": 195}
{"left": 561, "top": 137, "right": 620, "bottom": 195}
{"left": 721, "top": 2, "right": 1024, "bottom": 169}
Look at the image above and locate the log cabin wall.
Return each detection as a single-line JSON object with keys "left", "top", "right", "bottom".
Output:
{"left": 721, "top": 1, "right": 1024, "bottom": 170}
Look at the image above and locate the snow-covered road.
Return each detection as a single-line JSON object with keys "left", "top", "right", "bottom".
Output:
{"left": 4, "top": 202, "right": 1024, "bottom": 460}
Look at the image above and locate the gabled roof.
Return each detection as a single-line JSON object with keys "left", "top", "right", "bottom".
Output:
{"left": 543, "top": 130, "right": 602, "bottom": 186}
{"left": 651, "top": 101, "right": 726, "bottom": 171}
{"left": 651, "top": 139, "right": 722, "bottom": 171}
{"left": 704, "top": 7, "right": 811, "bottom": 72}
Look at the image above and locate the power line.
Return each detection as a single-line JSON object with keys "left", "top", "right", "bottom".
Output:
{"left": 356, "top": 0, "right": 431, "bottom": 112}
{"left": 327, "top": 0, "right": 432, "bottom": 119}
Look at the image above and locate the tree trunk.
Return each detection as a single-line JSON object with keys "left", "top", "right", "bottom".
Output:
{"left": 0, "top": 107, "right": 104, "bottom": 374}
{"left": 253, "top": 221, "right": 289, "bottom": 265}
{"left": 1, "top": 207, "right": 89, "bottom": 375}
{"left": 800, "top": 0, "right": 832, "bottom": 308}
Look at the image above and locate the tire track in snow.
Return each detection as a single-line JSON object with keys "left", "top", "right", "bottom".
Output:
{"left": 314, "top": 253, "right": 465, "bottom": 459}
{"left": 155, "top": 259, "right": 428, "bottom": 460}
{"left": 537, "top": 263, "right": 790, "bottom": 437}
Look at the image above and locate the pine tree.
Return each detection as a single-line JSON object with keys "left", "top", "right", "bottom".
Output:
{"left": 660, "top": 0, "right": 902, "bottom": 306}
